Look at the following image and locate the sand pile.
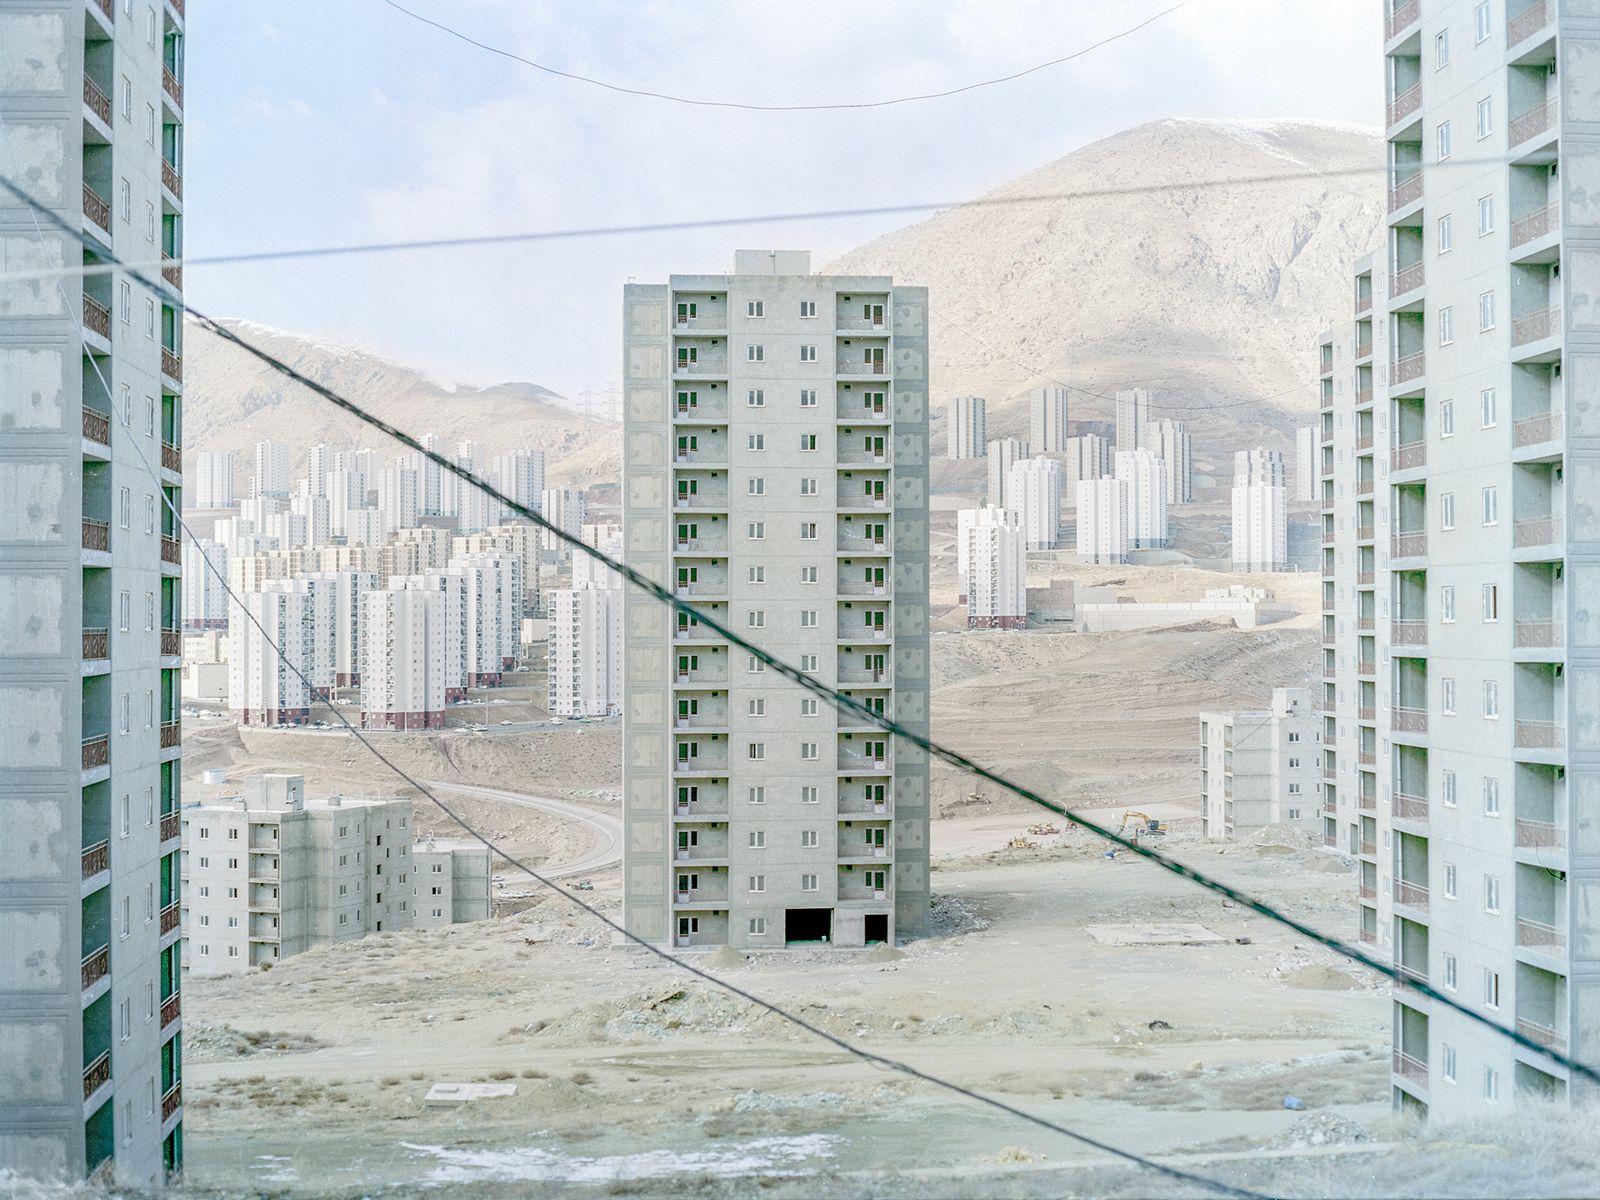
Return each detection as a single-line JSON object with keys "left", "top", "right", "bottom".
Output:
{"left": 702, "top": 946, "right": 750, "bottom": 971}
{"left": 1281, "top": 964, "right": 1362, "bottom": 991}
{"left": 861, "top": 944, "right": 906, "bottom": 964}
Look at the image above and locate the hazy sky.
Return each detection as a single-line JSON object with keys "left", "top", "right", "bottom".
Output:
{"left": 187, "top": 0, "right": 1382, "bottom": 401}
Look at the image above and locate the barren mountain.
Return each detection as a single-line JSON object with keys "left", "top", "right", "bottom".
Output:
{"left": 181, "top": 318, "right": 619, "bottom": 492}
{"left": 826, "top": 118, "right": 1384, "bottom": 479}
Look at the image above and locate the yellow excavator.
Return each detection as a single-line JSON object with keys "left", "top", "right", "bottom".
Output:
{"left": 1117, "top": 811, "right": 1166, "bottom": 843}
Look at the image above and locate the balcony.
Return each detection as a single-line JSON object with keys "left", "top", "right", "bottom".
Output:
{"left": 159, "top": 901, "right": 180, "bottom": 936}
{"left": 1516, "top": 818, "right": 1563, "bottom": 853}
{"left": 1512, "top": 306, "right": 1560, "bottom": 347}
{"left": 81, "top": 839, "right": 109, "bottom": 879}
{"left": 1392, "top": 790, "right": 1428, "bottom": 822}
{"left": 82, "top": 627, "right": 109, "bottom": 660}
{"left": 1388, "top": 83, "right": 1422, "bottom": 128}
{"left": 160, "top": 992, "right": 180, "bottom": 1032}
{"left": 1515, "top": 720, "right": 1563, "bottom": 751}
{"left": 161, "top": 441, "right": 181, "bottom": 473}
{"left": 1392, "top": 619, "right": 1427, "bottom": 647}
{"left": 1356, "top": 335, "right": 1374, "bottom": 360}
{"left": 1515, "top": 620, "right": 1563, "bottom": 650}
{"left": 1391, "top": 262, "right": 1424, "bottom": 296}
{"left": 1514, "top": 411, "right": 1562, "bottom": 448}
{"left": 1393, "top": 706, "right": 1427, "bottom": 734}
{"left": 1386, "top": 0, "right": 1419, "bottom": 41}
{"left": 1514, "top": 516, "right": 1562, "bottom": 550}
{"left": 1392, "top": 441, "right": 1425, "bottom": 472}
{"left": 1356, "top": 524, "right": 1375, "bottom": 542}
{"left": 1392, "top": 1048, "right": 1427, "bottom": 1088}
{"left": 160, "top": 720, "right": 181, "bottom": 749}
{"left": 161, "top": 628, "right": 181, "bottom": 656}
{"left": 83, "top": 1051, "right": 111, "bottom": 1102}
{"left": 162, "top": 1082, "right": 181, "bottom": 1122}
{"left": 82, "top": 735, "right": 109, "bottom": 770}
{"left": 160, "top": 810, "right": 180, "bottom": 843}
{"left": 1357, "top": 659, "right": 1376, "bottom": 678}
{"left": 160, "top": 537, "right": 181, "bottom": 567}
{"left": 83, "top": 294, "right": 111, "bottom": 340}
{"left": 1517, "top": 917, "right": 1566, "bottom": 954}
{"left": 90, "top": 0, "right": 111, "bottom": 19}
{"left": 161, "top": 256, "right": 182, "bottom": 291}
{"left": 1516, "top": 1017, "right": 1566, "bottom": 1054}
{"left": 1358, "top": 571, "right": 1375, "bottom": 586}
{"left": 1392, "top": 531, "right": 1426, "bottom": 559}
{"left": 1509, "top": 100, "right": 1557, "bottom": 150}
{"left": 1509, "top": 0, "right": 1552, "bottom": 48}
{"left": 1394, "top": 880, "right": 1429, "bottom": 911}
{"left": 83, "top": 73, "right": 111, "bottom": 124}
{"left": 1356, "top": 387, "right": 1374, "bottom": 407}
{"left": 162, "top": 67, "right": 183, "bottom": 108}
{"left": 1392, "top": 351, "right": 1425, "bottom": 384}
{"left": 1511, "top": 202, "right": 1558, "bottom": 250}
{"left": 161, "top": 348, "right": 182, "bottom": 383}
{"left": 1360, "top": 838, "right": 1378, "bottom": 856}
{"left": 82, "top": 182, "right": 110, "bottom": 233}
{"left": 1388, "top": 173, "right": 1422, "bottom": 213}
{"left": 1355, "top": 293, "right": 1372, "bottom": 316}
{"left": 81, "top": 944, "right": 110, "bottom": 991}
{"left": 161, "top": 159, "right": 182, "bottom": 201}
{"left": 83, "top": 405, "right": 110, "bottom": 445}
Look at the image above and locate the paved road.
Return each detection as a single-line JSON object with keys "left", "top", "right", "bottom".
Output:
{"left": 419, "top": 780, "right": 622, "bottom": 879}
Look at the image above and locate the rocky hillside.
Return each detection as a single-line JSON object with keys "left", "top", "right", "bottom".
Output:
{"left": 826, "top": 118, "right": 1383, "bottom": 480}
{"left": 182, "top": 318, "right": 619, "bottom": 492}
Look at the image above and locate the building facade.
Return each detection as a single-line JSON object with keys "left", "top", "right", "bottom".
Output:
{"left": 361, "top": 583, "right": 448, "bottom": 730}
{"left": 1149, "top": 417, "right": 1193, "bottom": 506}
{"left": 547, "top": 585, "right": 623, "bottom": 717}
{"left": 1061, "top": 433, "right": 1110, "bottom": 506}
{"left": 1232, "top": 481, "right": 1288, "bottom": 572}
{"left": 622, "top": 250, "right": 931, "bottom": 950}
{"left": 947, "top": 394, "right": 987, "bottom": 459}
{"left": 985, "top": 435, "right": 1028, "bottom": 508}
{"left": 0, "top": 0, "right": 187, "bottom": 1181}
{"left": 1115, "top": 387, "right": 1151, "bottom": 452}
{"left": 192, "top": 449, "right": 233, "bottom": 510}
{"left": 1008, "top": 455, "right": 1063, "bottom": 550}
{"left": 1198, "top": 688, "right": 1320, "bottom": 840}
{"left": 1075, "top": 476, "right": 1129, "bottom": 564}
{"left": 1028, "top": 385, "right": 1068, "bottom": 453}
{"left": 1114, "top": 447, "right": 1170, "bottom": 548}
{"left": 961, "top": 506, "right": 1026, "bottom": 629}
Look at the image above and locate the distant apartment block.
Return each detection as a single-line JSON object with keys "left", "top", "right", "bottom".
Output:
{"left": 621, "top": 249, "right": 931, "bottom": 951}
{"left": 1234, "top": 446, "right": 1286, "bottom": 487}
{"left": 1114, "top": 447, "right": 1169, "bottom": 548}
{"left": 547, "top": 585, "right": 624, "bottom": 717}
{"left": 1232, "top": 480, "right": 1288, "bottom": 572}
{"left": 1115, "top": 387, "right": 1151, "bottom": 452}
{"left": 412, "top": 837, "right": 494, "bottom": 928}
{"left": 947, "top": 394, "right": 987, "bottom": 459}
{"left": 193, "top": 449, "right": 235, "bottom": 509}
{"left": 362, "top": 581, "right": 449, "bottom": 729}
{"left": 1061, "top": 433, "right": 1110, "bottom": 506}
{"left": 1075, "top": 476, "right": 1129, "bottom": 565}
{"left": 1028, "top": 385, "right": 1068, "bottom": 452}
{"left": 540, "top": 487, "right": 587, "bottom": 559}
{"left": 1294, "top": 425, "right": 1319, "bottom": 503}
{"left": 181, "top": 537, "right": 228, "bottom": 629}
{"left": 491, "top": 448, "right": 545, "bottom": 522}
{"left": 227, "top": 582, "right": 333, "bottom": 725}
{"left": 985, "top": 436, "right": 1028, "bottom": 508}
{"left": 960, "top": 506, "right": 1026, "bottom": 629}
{"left": 1008, "top": 455, "right": 1062, "bottom": 550}
{"left": 253, "top": 439, "right": 289, "bottom": 499}
{"left": 1198, "top": 688, "right": 1319, "bottom": 840}
{"left": 1148, "top": 418, "right": 1193, "bottom": 505}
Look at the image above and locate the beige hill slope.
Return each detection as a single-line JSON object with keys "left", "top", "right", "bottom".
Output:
{"left": 181, "top": 318, "right": 619, "bottom": 493}
{"left": 826, "top": 118, "right": 1383, "bottom": 479}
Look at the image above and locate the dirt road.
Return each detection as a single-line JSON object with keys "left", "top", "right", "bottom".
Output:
{"left": 420, "top": 780, "right": 622, "bottom": 878}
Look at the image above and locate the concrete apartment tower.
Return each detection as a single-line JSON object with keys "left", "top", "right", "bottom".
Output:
{"left": 1008, "top": 455, "right": 1063, "bottom": 550}
{"left": 1325, "top": 0, "right": 1594, "bottom": 1116}
{"left": 252, "top": 439, "right": 288, "bottom": 499}
{"left": 1028, "top": 385, "right": 1068, "bottom": 453}
{"left": 1076, "top": 476, "right": 1129, "bottom": 564}
{"left": 1198, "top": 688, "right": 1319, "bottom": 841}
{"left": 947, "top": 394, "right": 987, "bottom": 459}
{"left": 1148, "top": 417, "right": 1193, "bottom": 505}
{"left": 1114, "top": 447, "right": 1169, "bottom": 548}
{"left": 192, "top": 449, "right": 233, "bottom": 509}
{"left": 1115, "top": 387, "right": 1151, "bottom": 452}
{"left": 622, "top": 250, "right": 931, "bottom": 950}
{"left": 1294, "top": 425, "right": 1319, "bottom": 503}
{"left": 1061, "top": 433, "right": 1110, "bottom": 507}
{"left": 961, "top": 507, "right": 1027, "bottom": 629}
{"left": 0, "top": 0, "right": 187, "bottom": 1182}
{"left": 985, "top": 435, "right": 1028, "bottom": 508}
{"left": 1232, "top": 447, "right": 1287, "bottom": 573}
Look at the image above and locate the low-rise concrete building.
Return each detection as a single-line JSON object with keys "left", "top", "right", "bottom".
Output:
{"left": 1198, "top": 688, "right": 1319, "bottom": 841}
{"left": 413, "top": 838, "right": 494, "bottom": 928}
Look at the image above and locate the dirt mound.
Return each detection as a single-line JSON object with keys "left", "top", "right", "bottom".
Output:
{"left": 1282, "top": 965, "right": 1362, "bottom": 991}
{"left": 1251, "top": 821, "right": 1312, "bottom": 850}
{"left": 702, "top": 945, "right": 750, "bottom": 971}
{"left": 861, "top": 944, "right": 906, "bottom": 964}
{"left": 1269, "top": 1111, "right": 1372, "bottom": 1149}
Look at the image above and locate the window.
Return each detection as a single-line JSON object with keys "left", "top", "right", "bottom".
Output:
{"left": 800, "top": 873, "right": 819, "bottom": 892}
{"left": 119, "top": 280, "right": 132, "bottom": 323}
{"left": 147, "top": 6, "right": 157, "bottom": 44}
{"left": 1436, "top": 120, "right": 1452, "bottom": 160}
{"left": 1480, "top": 387, "right": 1497, "bottom": 428}
{"left": 144, "top": 395, "right": 155, "bottom": 437}
{"left": 748, "top": 831, "right": 765, "bottom": 848}
{"left": 120, "top": 895, "right": 129, "bottom": 938}
{"left": 747, "top": 698, "right": 766, "bottom": 717}
{"left": 1435, "top": 27, "right": 1450, "bottom": 66}
{"left": 1483, "top": 583, "right": 1499, "bottom": 620}
{"left": 747, "top": 742, "right": 765, "bottom": 761}
{"left": 1483, "top": 679, "right": 1499, "bottom": 719}
{"left": 1441, "top": 1044, "right": 1457, "bottom": 1084}
{"left": 1437, "top": 214, "right": 1453, "bottom": 253}
{"left": 799, "top": 478, "right": 818, "bottom": 496}
{"left": 799, "top": 299, "right": 819, "bottom": 318}
{"left": 144, "top": 787, "right": 153, "bottom": 825}
{"left": 1483, "top": 966, "right": 1501, "bottom": 1008}
{"left": 120, "top": 794, "right": 130, "bottom": 836}
{"left": 119, "top": 178, "right": 130, "bottom": 221}
{"left": 119, "top": 590, "right": 130, "bottom": 631}
{"left": 800, "top": 785, "right": 819, "bottom": 804}
{"left": 1484, "top": 776, "right": 1500, "bottom": 815}
{"left": 747, "top": 299, "right": 765, "bottom": 318}
{"left": 748, "top": 785, "right": 766, "bottom": 805}
{"left": 1478, "top": 291, "right": 1495, "bottom": 332}
{"left": 801, "top": 698, "right": 819, "bottom": 716}
{"left": 799, "top": 345, "right": 817, "bottom": 362}
{"left": 1475, "top": 0, "right": 1490, "bottom": 41}
{"left": 1287, "top": 807, "right": 1300, "bottom": 820}
{"left": 747, "top": 433, "right": 765, "bottom": 451}
{"left": 800, "top": 829, "right": 819, "bottom": 848}
{"left": 120, "top": 998, "right": 130, "bottom": 1041}
{"left": 1288, "top": 783, "right": 1301, "bottom": 796}
{"left": 1444, "top": 862, "right": 1457, "bottom": 899}
{"left": 746, "top": 654, "right": 765, "bottom": 674}
{"left": 145, "top": 297, "right": 155, "bottom": 339}
{"left": 749, "top": 917, "right": 768, "bottom": 935}
{"left": 1442, "top": 769, "right": 1458, "bottom": 808}
{"left": 747, "top": 565, "right": 765, "bottom": 584}
{"left": 197, "top": 827, "right": 209, "bottom": 840}
{"left": 1441, "top": 492, "right": 1456, "bottom": 530}
{"left": 748, "top": 874, "right": 766, "bottom": 893}
{"left": 119, "top": 693, "right": 129, "bottom": 734}
{"left": 747, "top": 610, "right": 765, "bottom": 628}
{"left": 144, "top": 201, "right": 155, "bottom": 242}
{"left": 800, "top": 742, "right": 819, "bottom": 760}
{"left": 145, "top": 494, "right": 156, "bottom": 533}
{"left": 1441, "top": 399, "right": 1455, "bottom": 437}
{"left": 747, "top": 478, "right": 765, "bottom": 496}
{"left": 120, "top": 382, "right": 131, "bottom": 424}
{"left": 1484, "top": 1066, "right": 1499, "bottom": 1102}
{"left": 800, "top": 566, "right": 818, "bottom": 584}
{"left": 748, "top": 521, "right": 765, "bottom": 540}
{"left": 799, "top": 433, "right": 817, "bottom": 451}
{"left": 120, "top": 76, "right": 131, "bottom": 118}
{"left": 1441, "top": 585, "right": 1456, "bottom": 622}
{"left": 799, "top": 653, "right": 819, "bottom": 672}
{"left": 1478, "top": 194, "right": 1494, "bottom": 235}
{"left": 145, "top": 103, "right": 155, "bottom": 145}
{"left": 799, "top": 609, "right": 818, "bottom": 628}
{"left": 799, "top": 388, "right": 817, "bottom": 407}
{"left": 747, "top": 388, "right": 765, "bottom": 408}
{"left": 1481, "top": 487, "right": 1498, "bottom": 526}
{"left": 1476, "top": 97, "right": 1493, "bottom": 139}
{"left": 799, "top": 522, "right": 817, "bottom": 540}
{"left": 1443, "top": 953, "right": 1458, "bottom": 990}
{"left": 1438, "top": 306, "right": 1454, "bottom": 345}
{"left": 747, "top": 344, "right": 765, "bottom": 362}
{"left": 1441, "top": 677, "right": 1457, "bottom": 715}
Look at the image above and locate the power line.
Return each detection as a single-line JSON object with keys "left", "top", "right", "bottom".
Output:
{"left": 5, "top": 168, "right": 1592, "bottom": 1091}
{"left": 382, "top": 0, "right": 1190, "bottom": 112}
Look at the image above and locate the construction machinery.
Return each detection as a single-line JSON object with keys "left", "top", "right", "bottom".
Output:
{"left": 1117, "top": 811, "right": 1166, "bottom": 843}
